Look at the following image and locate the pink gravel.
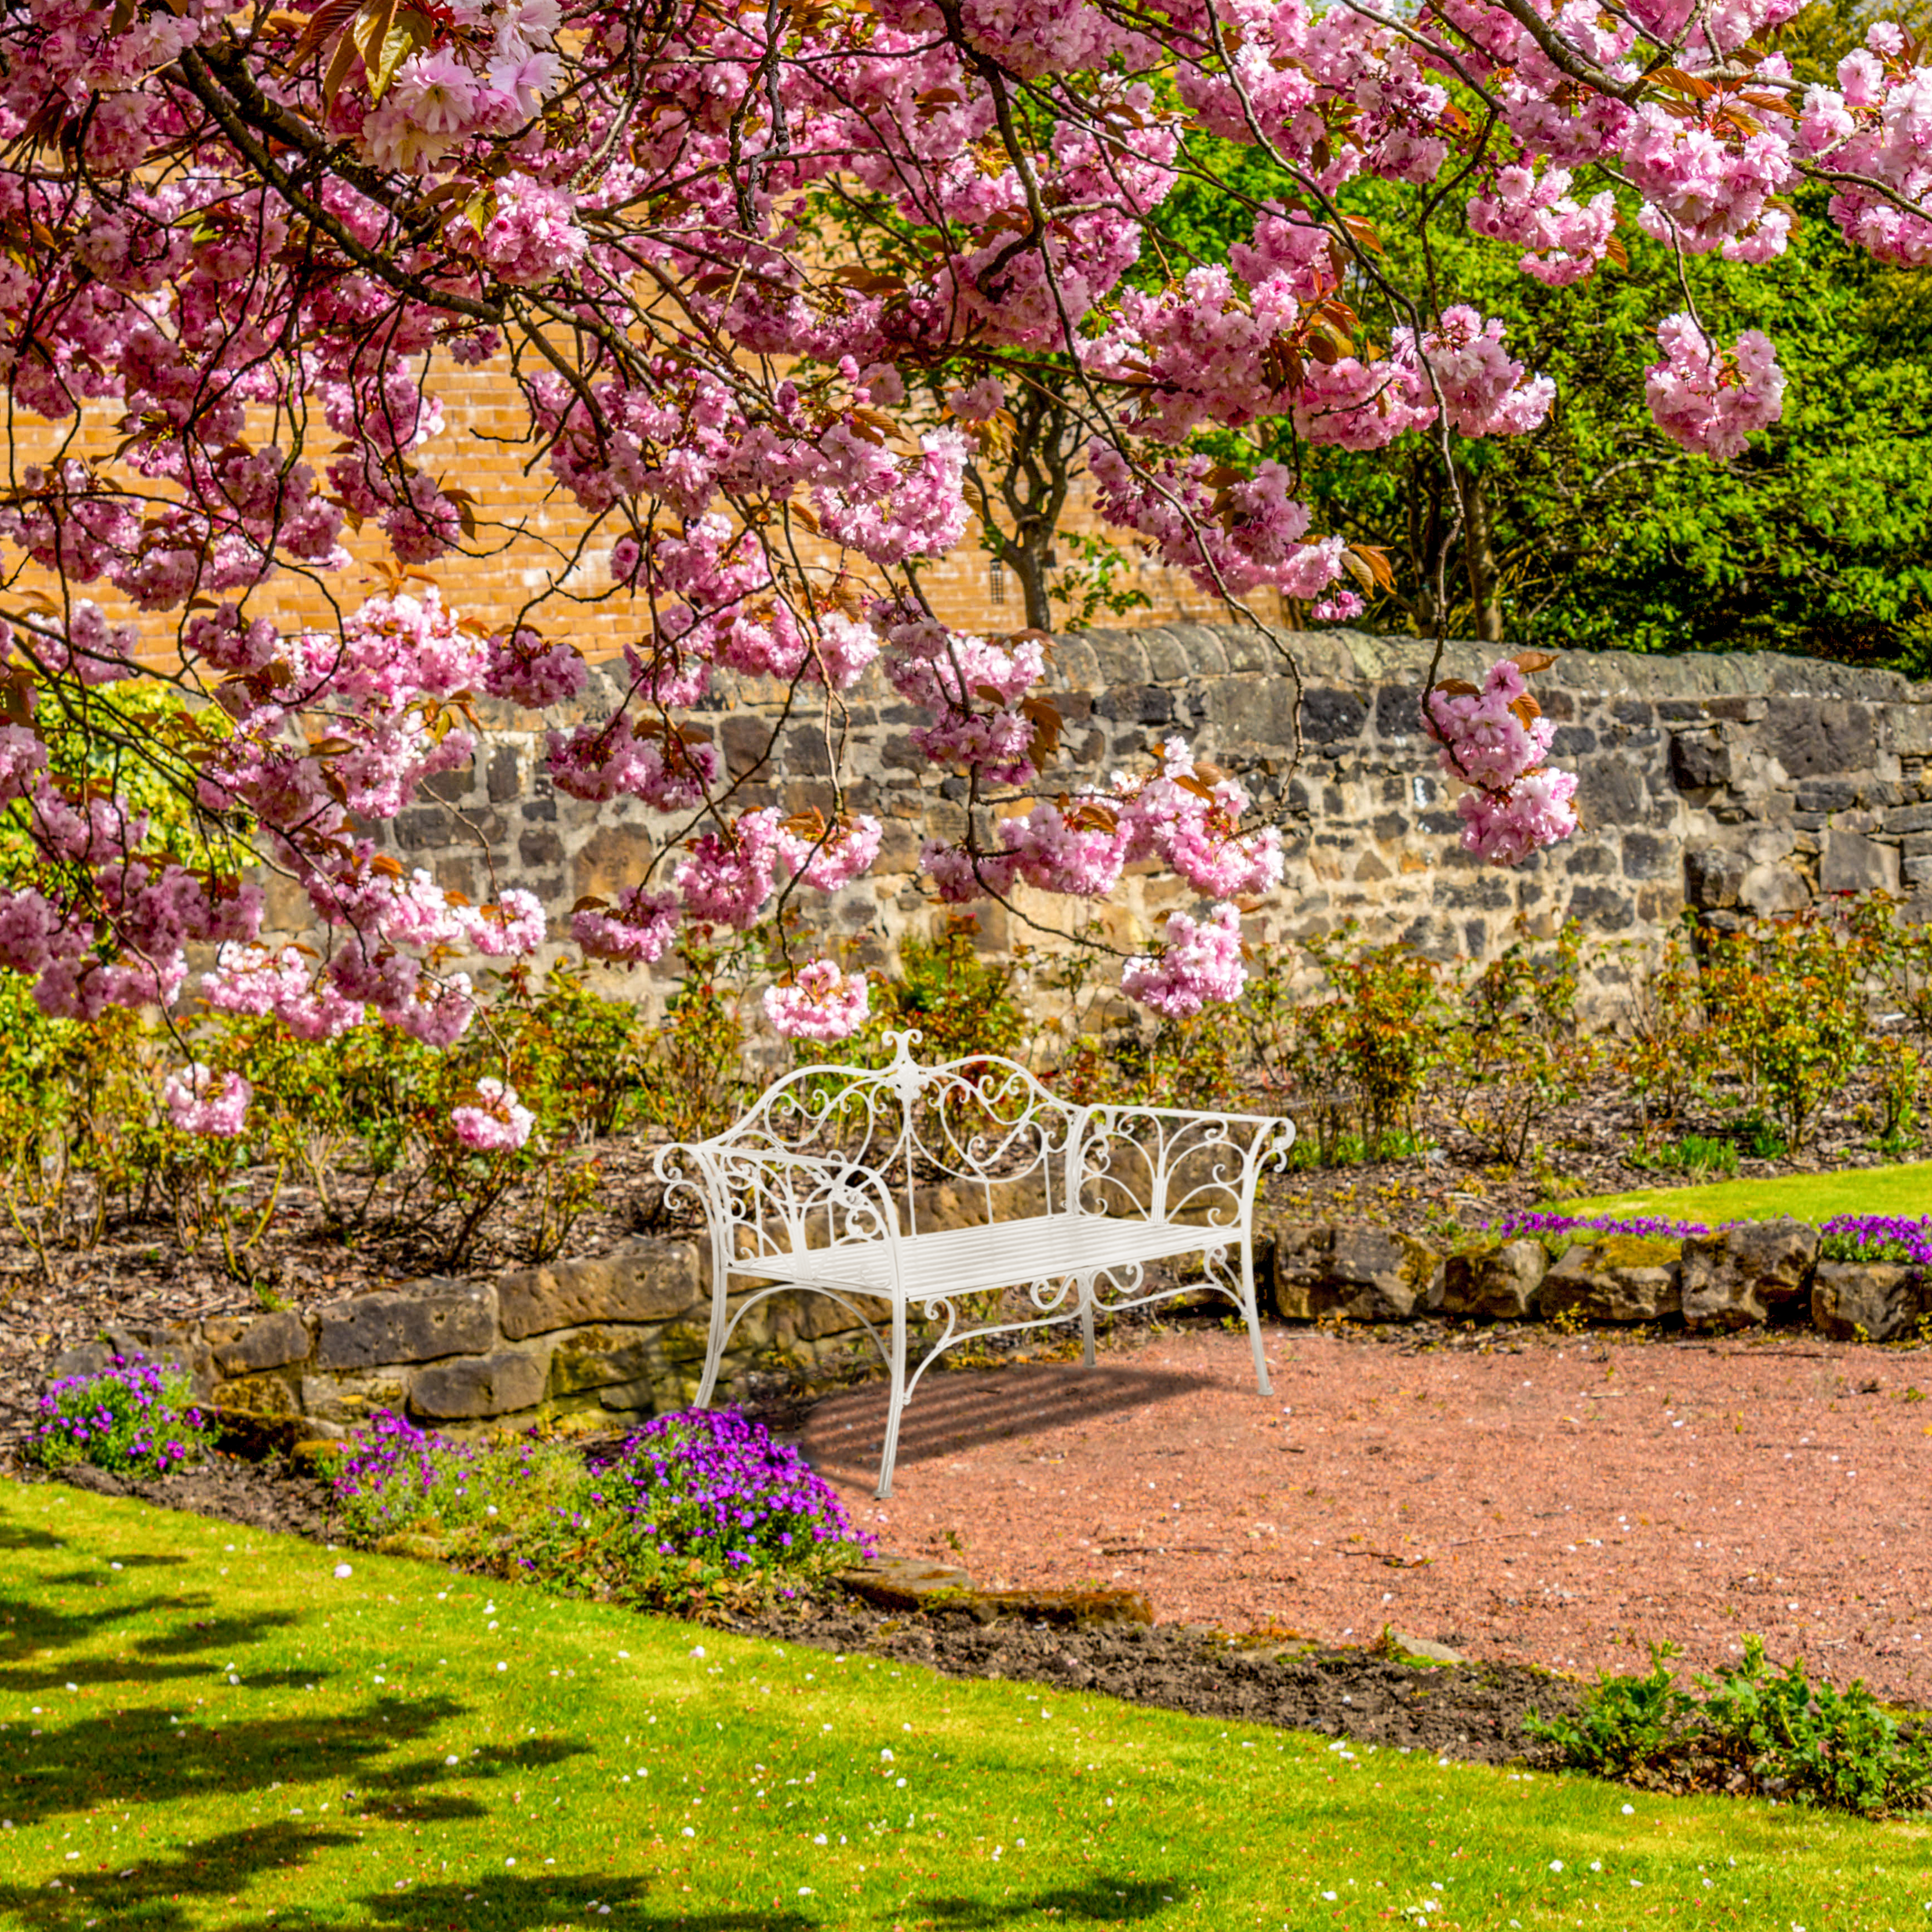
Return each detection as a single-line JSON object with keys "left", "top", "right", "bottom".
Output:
{"left": 796, "top": 1323, "right": 1932, "bottom": 1699}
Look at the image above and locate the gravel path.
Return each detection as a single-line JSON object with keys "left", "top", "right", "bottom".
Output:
{"left": 796, "top": 1323, "right": 1932, "bottom": 1698}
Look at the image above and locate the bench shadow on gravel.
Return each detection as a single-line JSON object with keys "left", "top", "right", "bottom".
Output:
{"left": 801, "top": 1362, "right": 1221, "bottom": 1485}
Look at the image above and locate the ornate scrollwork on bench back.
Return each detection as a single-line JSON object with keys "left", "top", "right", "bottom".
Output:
{"left": 676, "top": 1029, "right": 1085, "bottom": 1239}
{"left": 1073, "top": 1106, "right": 1298, "bottom": 1229}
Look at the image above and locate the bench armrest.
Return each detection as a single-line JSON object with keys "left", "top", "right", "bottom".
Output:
{"left": 1070, "top": 1106, "right": 1296, "bottom": 1228}
{"left": 655, "top": 1141, "right": 904, "bottom": 1280}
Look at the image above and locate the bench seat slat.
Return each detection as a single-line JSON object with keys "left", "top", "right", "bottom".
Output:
{"left": 738, "top": 1210, "right": 1225, "bottom": 1298}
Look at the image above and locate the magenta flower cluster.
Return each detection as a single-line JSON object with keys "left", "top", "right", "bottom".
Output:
{"left": 1495, "top": 1209, "right": 1714, "bottom": 1243}
{"left": 594, "top": 1409, "right": 875, "bottom": 1574}
{"left": 1819, "top": 1216, "right": 1932, "bottom": 1269}
{"left": 331, "top": 1407, "right": 485, "bottom": 1536}
{"left": 32, "top": 1354, "right": 209, "bottom": 1478}
{"left": 331, "top": 1405, "right": 871, "bottom": 1593}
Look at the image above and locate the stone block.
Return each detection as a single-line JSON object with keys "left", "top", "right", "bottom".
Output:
{"left": 1438, "top": 1240, "right": 1548, "bottom": 1321}
{"left": 497, "top": 1240, "right": 703, "bottom": 1340}
{"left": 216, "top": 1371, "right": 303, "bottom": 1417}
{"left": 1764, "top": 698, "right": 1876, "bottom": 778}
{"left": 1684, "top": 846, "right": 1746, "bottom": 910}
{"left": 1739, "top": 863, "right": 1808, "bottom": 918}
{"left": 1272, "top": 1222, "right": 1336, "bottom": 1320}
{"left": 313, "top": 1283, "right": 496, "bottom": 1370}
{"left": 1811, "top": 1262, "right": 1920, "bottom": 1342}
{"left": 411, "top": 1348, "right": 550, "bottom": 1421}
{"left": 1540, "top": 1246, "right": 1681, "bottom": 1324}
{"left": 1669, "top": 732, "right": 1732, "bottom": 790}
{"left": 1272, "top": 1222, "right": 1436, "bottom": 1322}
{"left": 208, "top": 1311, "right": 312, "bottom": 1378}
{"left": 598, "top": 1376, "right": 665, "bottom": 1414}
{"left": 547, "top": 1325, "right": 661, "bottom": 1396}
{"left": 1820, "top": 828, "right": 1900, "bottom": 895}
{"left": 301, "top": 1367, "right": 416, "bottom": 1425}
{"left": 1577, "top": 756, "right": 1650, "bottom": 827}
{"left": 1680, "top": 1218, "right": 1818, "bottom": 1332}
{"left": 103, "top": 1323, "right": 216, "bottom": 1395}
{"left": 50, "top": 1342, "right": 115, "bottom": 1381}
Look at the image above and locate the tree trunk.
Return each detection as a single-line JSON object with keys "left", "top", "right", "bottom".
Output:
{"left": 1460, "top": 467, "right": 1505, "bottom": 642}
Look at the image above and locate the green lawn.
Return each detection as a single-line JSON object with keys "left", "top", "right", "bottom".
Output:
{"left": 4, "top": 1482, "right": 1932, "bottom": 1930}
{"left": 1559, "top": 1159, "right": 1932, "bottom": 1228}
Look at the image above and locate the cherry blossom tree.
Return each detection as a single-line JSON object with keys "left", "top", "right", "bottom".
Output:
{"left": 0, "top": 0, "right": 1921, "bottom": 1092}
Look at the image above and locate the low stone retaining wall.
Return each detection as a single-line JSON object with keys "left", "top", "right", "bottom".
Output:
{"left": 51, "top": 1239, "right": 893, "bottom": 1438}
{"left": 1276, "top": 1217, "right": 1924, "bottom": 1342}
{"left": 48, "top": 1215, "right": 1920, "bottom": 1441}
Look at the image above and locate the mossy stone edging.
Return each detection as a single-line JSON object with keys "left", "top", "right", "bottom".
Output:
{"left": 1272, "top": 1217, "right": 1927, "bottom": 1340}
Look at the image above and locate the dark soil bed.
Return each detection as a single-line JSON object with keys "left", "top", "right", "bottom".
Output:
{"left": 722, "top": 1594, "right": 1582, "bottom": 1767}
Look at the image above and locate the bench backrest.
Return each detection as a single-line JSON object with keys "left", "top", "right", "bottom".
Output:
{"left": 701, "top": 1029, "right": 1082, "bottom": 1237}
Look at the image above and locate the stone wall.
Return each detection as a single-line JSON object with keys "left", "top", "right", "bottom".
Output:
{"left": 54, "top": 1240, "right": 890, "bottom": 1439}
{"left": 294, "top": 629, "right": 1932, "bottom": 1018}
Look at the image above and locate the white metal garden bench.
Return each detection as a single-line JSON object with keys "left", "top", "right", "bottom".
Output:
{"left": 655, "top": 1031, "right": 1295, "bottom": 1496}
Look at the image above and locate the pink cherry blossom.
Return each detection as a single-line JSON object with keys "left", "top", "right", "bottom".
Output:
{"left": 1645, "top": 313, "right": 1787, "bottom": 460}
{"left": 1121, "top": 904, "right": 1247, "bottom": 1018}
{"left": 763, "top": 960, "right": 871, "bottom": 1042}
{"left": 452, "top": 1077, "right": 536, "bottom": 1152}
{"left": 163, "top": 1064, "right": 253, "bottom": 1137}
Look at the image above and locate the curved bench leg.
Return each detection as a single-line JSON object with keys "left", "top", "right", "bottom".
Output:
{"left": 1242, "top": 1238, "right": 1272, "bottom": 1395}
{"left": 875, "top": 1297, "right": 908, "bottom": 1500}
{"left": 1079, "top": 1277, "right": 1097, "bottom": 1368}
{"left": 693, "top": 1258, "right": 730, "bottom": 1409}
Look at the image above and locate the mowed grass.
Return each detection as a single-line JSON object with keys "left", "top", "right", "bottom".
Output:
{"left": 3, "top": 1485, "right": 1932, "bottom": 1930}
{"left": 1561, "top": 1159, "right": 1932, "bottom": 1229}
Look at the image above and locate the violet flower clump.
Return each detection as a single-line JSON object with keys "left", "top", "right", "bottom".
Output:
{"left": 1819, "top": 1216, "right": 1932, "bottom": 1269}
{"left": 332, "top": 1409, "right": 485, "bottom": 1540}
{"left": 31, "top": 1355, "right": 210, "bottom": 1478}
{"left": 1495, "top": 1209, "right": 1713, "bottom": 1243}
{"left": 595, "top": 1407, "right": 875, "bottom": 1577}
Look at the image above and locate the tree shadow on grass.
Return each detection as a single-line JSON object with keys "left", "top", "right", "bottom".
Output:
{"left": 0, "top": 1523, "right": 65, "bottom": 1553}
{"left": 907, "top": 1876, "right": 1182, "bottom": 1924}
{"left": 0, "top": 1698, "right": 480, "bottom": 1827}
{"left": 0, "top": 1593, "right": 309, "bottom": 1694}
{"left": 0, "top": 1821, "right": 358, "bottom": 1932}
{"left": 344, "top": 1874, "right": 807, "bottom": 1930}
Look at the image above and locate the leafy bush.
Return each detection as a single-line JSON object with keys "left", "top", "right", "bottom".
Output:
{"left": 31, "top": 1356, "right": 211, "bottom": 1478}
{"left": 1702, "top": 907, "right": 1876, "bottom": 1148}
{"left": 1527, "top": 1642, "right": 1695, "bottom": 1778}
{"left": 1530, "top": 1635, "right": 1932, "bottom": 1817}
{"left": 1646, "top": 1132, "right": 1739, "bottom": 1179}
{"left": 1290, "top": 924, "right": 1445, "bottom": 1159}
{"left": 332, "top": 1407, "right": 872, "bottom": 1611}
{"left": 1446, "top": 920, "right": 1600, "bottom": 1167}
{"left": 1697, "top": 1638, "right": 1932, "bottom": 1818}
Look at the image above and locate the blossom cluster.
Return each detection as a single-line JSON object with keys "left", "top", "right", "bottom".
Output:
{"left": 332, "top": 1405, "right": 872, "bottom": 1599}
{"left": 1818, "top": 1215, "right": 1932, "bottom": 1268}
{"left": 1493, "top": 1210, "right": 1715, "bottom": 1242}
{"left": 1427, "top": 657, "right": 1580, "bottom": 867}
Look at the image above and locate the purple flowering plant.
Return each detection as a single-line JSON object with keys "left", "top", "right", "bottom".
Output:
{"left": 31, "top": 1354, "right": 210, "bottom": 1478}
{"left": 592, "top": 1408, "right": 875, "bottom": 1599}
{"left": 1496, "top": 1210, "right": 1713, "bottom": 1245}
{"left": 332, "top": 1404, "right": 871, "bottom": 1611}
{"left": 1819, "top": 1216, "right": 1932, "bottom": 1269}
{"left": 330, "top": 1409, "right": 490, "bottom": 1541}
